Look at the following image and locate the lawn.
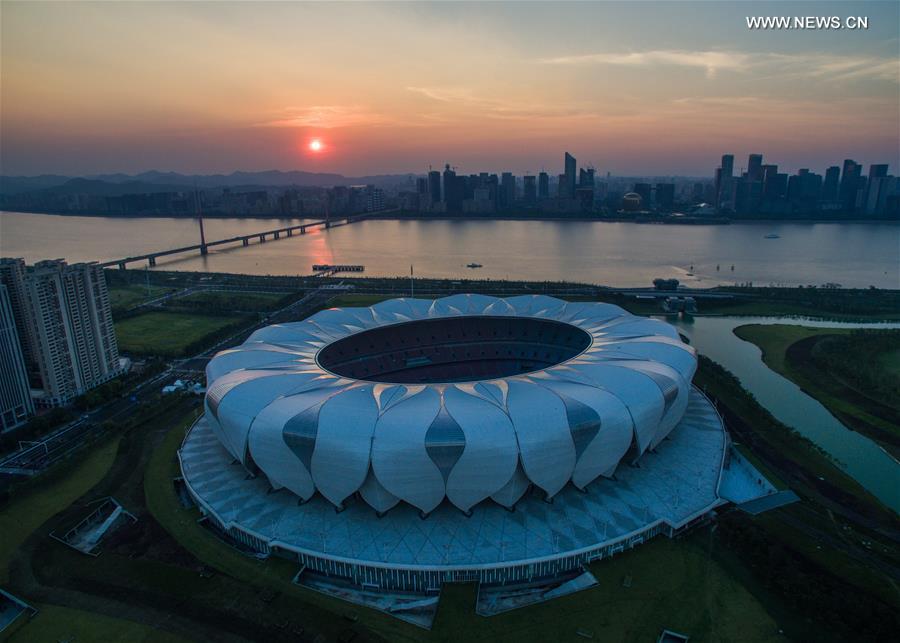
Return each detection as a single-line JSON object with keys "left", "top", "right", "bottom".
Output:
{"left": 115, "top": 310, "right": 251, "bottom": 357}
{"left": 108, "top": 284, "right": 174, "bottom": 312}
{"left": 0, "top": 435, "right": 121, "bottom": 583}
{"left": 146, "top": 416, "right": 781, "bottom": 643}
{"left": 170, "top": 289, "right": 291, "bottom": 312}
{"left": 692, "top": 356, "right": 900, "bottom": 627}
{"left": 4, "top": 604, "right": 190, "bottom": 643}
{"left": 878, "top": 347, "right": 900, "bottom": 381}
{"left": 144, "top": 413, "right": 419, "bottom": 642}
{"left": 0, "top": 434, "right": 170, "bottom": 643}
{"left": 432, "top": 535, "right": 781, "bottom": 642}
{"left": 733, "top": 324, "right": 849, "bottom": 372}
{"left": 734, "top": 324, "right": 900, "bottom": 457}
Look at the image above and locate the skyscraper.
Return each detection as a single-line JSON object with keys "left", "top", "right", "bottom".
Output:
{"left": 442, "top": 164, "right": 462, "bottom": 211}
{"left": 538, "top": 172, "right": 549, "bottom": 199}
{"left": 747, "top": 154, "right": 763, "bottom": 181}
{"left": 0, "top": 259, "right": 121, "bottom": 407}
{"left": 822, "top": 166, "right": 841, "bottom": 202}
{"left": 427, "top": 170, "right": 442, "bottom": 204}
{"left": 579, "top": 168, "right": 595, "bottom": 188}
{"left": 500, "top": 172, "right": 516, "bottom": 208}
{"left": 715, "top": 154, "right": 735, "bottom": 212}
{"left": 0, "top": 284, "right": 34, "bottom": 431}
{"left": 839, "top": 159, "right": 862, "bottom": 211}
{"left": 868, "top": 164, "right": 889, "bottom": 181}
{"left": 633, "top": 183, "right": 652, "bottom": 207}
{"left": 563, "top": 152, "right": 577, "bottom": 198}
{"left": 762, "top": 164, "right": 781, "bottom": 201}
{"left": 523, "top": 175, "right": 537, "bottom": 204}
{"left": 655, "top": 183, "right": 675, "bottom": 210}
{"left": 720, "top": 154, "right": 734, "bottom": 179}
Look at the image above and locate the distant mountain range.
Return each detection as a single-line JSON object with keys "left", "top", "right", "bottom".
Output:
{"left": 0, "top": 170, "right": 420, "bottom": 195}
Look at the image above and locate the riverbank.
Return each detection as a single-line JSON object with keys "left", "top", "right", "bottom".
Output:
{"left": 734, "top": 325, "right": 900, "bottom": 459}
{"left": 5, "top": 207, "right": 899, "bottom": 225}
{"left": 106, "top": 270, "right": 900, "bottom": 321}
{"left": 694, "top": 357, "right": 900, "bottom": 624}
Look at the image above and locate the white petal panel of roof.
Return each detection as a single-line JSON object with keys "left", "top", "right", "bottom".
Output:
{"left": 203, "top": 295, "right": 697, "bottom": 514}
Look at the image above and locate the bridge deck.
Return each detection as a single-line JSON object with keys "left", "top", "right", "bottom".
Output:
{"left": 100, "top": 210, "right": 391, "bottom": 269}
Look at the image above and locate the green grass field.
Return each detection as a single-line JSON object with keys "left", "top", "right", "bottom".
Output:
{"left": 108, "top": 284, "right": 174, "bottom": 312}
{"left": 115, "top": 310, "right": 250, "bottom": 357}
{"left": 170, "top": 290, "right": 290, "bottom": 312}
{"left": 144, "top": 415, "right": 781, "bottom": 642}
{"left": 432, "top": 535, "right": 780, "bottom": 642}
{"left": 734, "top": 324, "right": 900, "bottom": 457}
{"left": 0, "top": 435, "right": 164, "bottom": 643}
{"left": 0, "top": 400, "right": 264, "bottom": 643}
{"left": 734, "top": 324, "right": 850, "bottom": 372}
{"left": 878, "top": 347, "right": 900, "bottom": 380}
{"left": 692, "top": 356, "right": 900, "bottom": 623}
{"left": 0, "top": 436, "right": 121, "bottom": 583}
{"left": 3, "top": 604, "right": 190, "bottom": 643}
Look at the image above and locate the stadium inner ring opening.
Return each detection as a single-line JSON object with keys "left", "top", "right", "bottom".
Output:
{"left": 316, "top": 315, "right": 593, "bottom": 383}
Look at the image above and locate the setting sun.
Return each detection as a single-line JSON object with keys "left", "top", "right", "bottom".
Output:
{"left": 309, "top": 139, "right": 323, "bottom": 152}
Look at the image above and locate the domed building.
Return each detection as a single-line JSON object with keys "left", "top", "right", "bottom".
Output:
{"left": 179, "top": 295, "right": 743, "bottom": 617}
{"left": 622, "top": 192, "right": 643, "bottom": 212}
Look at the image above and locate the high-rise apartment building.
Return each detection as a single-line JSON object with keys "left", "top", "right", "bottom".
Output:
{"left": 0, "top": 258, "right": 121, "bottom": 407}
{"left": 0, "top": 284, "right": 34, "bottom": 431}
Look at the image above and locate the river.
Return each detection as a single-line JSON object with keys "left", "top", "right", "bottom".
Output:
{"left": 671, "top": 315, "right": 900, "bottom": 513}
{"left": 1, "top": 211, "right": 897, "bottom": 288}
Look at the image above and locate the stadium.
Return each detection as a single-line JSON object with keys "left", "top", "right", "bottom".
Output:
{"left": 179, "top": 295, "right": 759, "bottom": 619}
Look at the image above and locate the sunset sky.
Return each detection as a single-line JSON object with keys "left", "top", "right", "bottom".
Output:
{"left": 2, "top": 1, "right": 898, "bottom": 177}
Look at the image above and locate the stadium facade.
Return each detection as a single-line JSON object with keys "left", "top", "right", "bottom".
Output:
{"left": 180, "top": 295, "right": 737, "bottom": 606}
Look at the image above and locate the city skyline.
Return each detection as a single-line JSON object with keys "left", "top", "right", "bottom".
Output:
{"left": 2, "top": 1, "right": 898, "bottom": 177}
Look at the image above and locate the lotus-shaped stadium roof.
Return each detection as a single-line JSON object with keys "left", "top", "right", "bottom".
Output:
{"left": 203, "top": 294, "right": 697, "bottom": 515}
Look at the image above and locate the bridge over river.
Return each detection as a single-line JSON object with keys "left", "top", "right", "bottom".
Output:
{"left": 100, "top": 209, "right": 396, "bottom": 270}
